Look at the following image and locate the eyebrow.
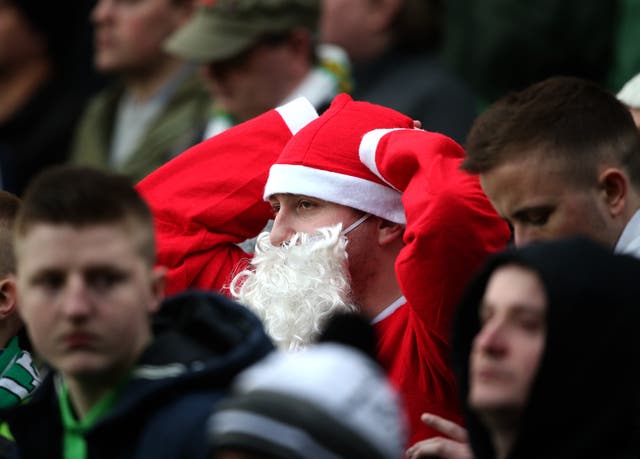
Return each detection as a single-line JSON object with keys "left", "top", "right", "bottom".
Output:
{"left": 479, "top": 301, "right": 545, "bottom": 316}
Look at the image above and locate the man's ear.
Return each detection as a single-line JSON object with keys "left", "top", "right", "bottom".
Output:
{"left": 377, "top": 219, "right": 405, "bottom": 246}
{"left": 599, "top": 168, "right": 628, "bottom": 217}
{"left": 0, "top": 277, "right": 17, "bottom": 320}
{"left": 149, "top": 266, "right": 167, "bottom": 314}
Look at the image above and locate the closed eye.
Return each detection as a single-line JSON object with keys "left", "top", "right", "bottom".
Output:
{"left": 85, "top": 268, "right": 128, "bottom": 293}
{"left": 513, "top": 207, "right": 553, "bottom": 226}
{"left": 30, "top": 270, "right": 65, "bottom": 291}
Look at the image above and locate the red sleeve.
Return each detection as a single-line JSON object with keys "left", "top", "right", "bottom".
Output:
{"left": 362, "top": 129, "right": 510, "bottom": 341}
{"left": 136, "top": 100, "right": 319, "bottom": 295}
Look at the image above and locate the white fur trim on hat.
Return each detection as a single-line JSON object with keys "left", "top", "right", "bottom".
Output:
{"left": 617, "top": 73, "right": 640, "bottom": 109}
{"left": 276, "top": 97, "right": 319, "bottom": 134}
{"left": 359, "top": 128, "right": 412, "bottom": 189}
{"left": 264, "top": 164, "right": 406, "bottom": 224}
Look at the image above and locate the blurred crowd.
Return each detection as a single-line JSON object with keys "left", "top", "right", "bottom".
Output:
{"left": 0, "top": 1, "right": 639, "bottom": 458}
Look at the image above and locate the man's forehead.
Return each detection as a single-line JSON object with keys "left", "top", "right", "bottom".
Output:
{"left": 480, "top": 159, "right": 570, "bottom": 209}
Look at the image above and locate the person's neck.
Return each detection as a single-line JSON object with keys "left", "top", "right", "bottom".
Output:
{"left": 121, "top": 55, "right": 186, "bottom": 103}
{"left": 481, "top": 410, "right": 521, "bottom": 459}
{"left": 62, "top": 333, "right": 151, "bottom": 419}
{"left": 348, "top": 34, "right": 393, "bottom": 65}
{"left": 64, "top": 373, "right": 122, "bottom": 420}
{"left": 491, "top": 429, "right": 518, "bottom": 459}
{"left": 0, "top": 316, "right": 23, "bottom": 349}
{"left": 0, "top": 58, "right": 52, "bottom": 123}
{"left": 356, "top": 250, "right": 403, "bottom": 319}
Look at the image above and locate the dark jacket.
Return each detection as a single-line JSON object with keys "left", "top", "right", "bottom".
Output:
{"left": 452, "top": 238, "right": 640, "bottom": 459}
{"left": 0, "top": 76, "right": 85, "bottom": 196}
{"left": 3, "top": 290, "right": 274, "bottom": 459}
{"left": 351, "top": 47, "right": 477, "bottom": 145}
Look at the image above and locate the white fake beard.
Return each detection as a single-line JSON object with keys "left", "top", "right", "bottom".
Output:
{"left": 230, "top": 225, "right": 358, "bottom": 351}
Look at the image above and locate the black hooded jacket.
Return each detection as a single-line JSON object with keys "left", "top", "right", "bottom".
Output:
{"left": 2, "top": 290, "right": 274, "bottom": 459}
{"left": 452, "top": 238, "right": 640, "bottom": 459}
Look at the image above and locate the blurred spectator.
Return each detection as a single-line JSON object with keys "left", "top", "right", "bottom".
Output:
{"left": 69, "top": 0, "right": 212, "bottom": 183}
{"left": 320, "top": 0, "right": 476, "bottom": 144}
{"left": 617, "top": 72, "right": 640, "bottom": 129}
{"left": 0, "top": 190, "right": 41, "bottom": 457}
{"left": 0, "top": 1, "right": 89, "bottom": 195}
{"left": 208, "top": 342, "right": 407, "bottom": 459}
{"left": 441, "top": 238, "right": 640, "bottom": 459}
{"left": 0, "top": 191, "right": 40, "bottom": 411}
{"left": 165, "top": 0, "right": 349, "bottom": 138}
{"left": 3, "top": 166, "right": 273, "bottom": 458}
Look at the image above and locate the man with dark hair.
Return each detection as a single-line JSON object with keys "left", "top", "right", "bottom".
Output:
{"left": 463, "top": 76, "right": 640, "bottom": 256}
{"left": 3, "top": 166, "right": 273, "bottom": 458}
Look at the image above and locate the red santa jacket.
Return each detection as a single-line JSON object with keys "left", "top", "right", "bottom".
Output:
{"left": 359, "top": 127, "right": 510, "bottom": 444}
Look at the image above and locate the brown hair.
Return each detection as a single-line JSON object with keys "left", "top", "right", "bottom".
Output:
{"left": 15, "top": 166, "right": 156, "bottom": 266}
{"left": 463, "top": 76, "right": 640, "bottom": 188}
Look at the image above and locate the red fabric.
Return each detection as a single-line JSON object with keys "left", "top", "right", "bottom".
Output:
{"left": 136, "top": 108, "right": 298, "bottom": 295}
{"left": 274, "top": 93, "right": 413, "bottom": 184}
{"left": 370, "top": 128, "right": 511, "bottom": 446}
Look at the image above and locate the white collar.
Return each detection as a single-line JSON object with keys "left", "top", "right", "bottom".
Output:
{"left": 371, "top": 296, "right": 406, "bottom": 324}
{"left": 615, "top": 209, "right": 640, "bottom": 258}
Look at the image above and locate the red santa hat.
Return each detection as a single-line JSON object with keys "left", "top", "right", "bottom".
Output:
{"left": 263, "top": 94, "right": 414, "bottom": 224}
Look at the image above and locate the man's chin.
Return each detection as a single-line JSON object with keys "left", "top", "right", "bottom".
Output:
{"left": 57, "top": 354, "right": 121, "bottom": 382}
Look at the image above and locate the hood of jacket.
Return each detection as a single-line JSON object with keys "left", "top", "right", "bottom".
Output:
{"left": 452, "top": 237, "right": 640, "bottom": 459}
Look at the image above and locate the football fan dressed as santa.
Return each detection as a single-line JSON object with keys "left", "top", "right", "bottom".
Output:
{"left": 137, "top": 94, "right": 510, "bottom": 446}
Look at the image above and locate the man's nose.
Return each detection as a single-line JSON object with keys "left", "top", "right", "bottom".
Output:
{"left": 61, "top": 275, "right": 92, "bottom": 319}
{"left": 475, "top": 320, "right": 508, "bottom": 357}
{"left": 513, "top": 225, "right": 540, "bottom": 247}
{"left": 269, "top": 214, "right": 295, "bottom": 246}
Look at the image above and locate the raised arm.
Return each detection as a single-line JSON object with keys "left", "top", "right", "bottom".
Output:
{"left": 137, "top": 98, "right": 319, "bottom": 295}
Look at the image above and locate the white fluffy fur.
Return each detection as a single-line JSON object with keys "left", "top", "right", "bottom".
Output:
{"left": 230, "top": 225, "right": 358, "bottom": 351}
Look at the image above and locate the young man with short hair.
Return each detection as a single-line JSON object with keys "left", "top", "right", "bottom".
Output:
{"left": 463, "top": 76, "right": 640, "bottom": 255}
{"left": 4, "top": 166, "right": 273, "bottom": 458}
